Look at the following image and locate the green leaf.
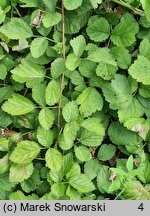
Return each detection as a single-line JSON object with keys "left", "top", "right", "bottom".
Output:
{"left": 118, "top": 98, "right": 142, "bottom": 123}
{"left": 76, "top": 87, "right": 103, "bottom": 117}
{"left": 62, "top": 101, "right": 79, "bottom": 123}
{"left": 69, "top": 174, "right": 95, "bottom": 193}
{"left": 2, "top": 94, "right": 35, "bottom": 116}
{"left": 32, "top": 83, "right": 46, "bottom": 106}
{"left": 111, "top": 13, "right": 139, "bottom": 47}
{"left": 98, "top": 144, "right": 116, "bottom": 161}
{"left": 30, "top": 38, "right": 48, "bottom": 58}
{"left": 102, "top": 74, "right": 132, "bottom": 110}
{"left": 89, "top": 0, "right": 102, "bottom": 8}
{"left": 79, "top": 60, "right": 97, "bottom": 78}
{"left": 0, "top": 154, "right": 9, "bottom": 174}
{"left": 123, "top": 180, "right": 150, "bottom": 200}
{"left": 129, "top": 55, "right": 150, "bottom": 85}
{"left": 11, "top": 59, "right": 45, "bottom": 87}
{"left": 97, "top": 165, "right": 111, "bottom": 193}
{"left": 63, "top": 121, "right": 80, "bottom": 148}
{"left": 37, "top": 126, "right": 54, "bottom": 147}
{"left": 9, "top": 190, "right": 38, "bottom": 200}
{"left": 126, "top": 155, "right": 134, "bottom": 172}
{"left": 66, "top": 163, "right": 81, "bottom": 180}
{"left": 139, "top": 38, "right": 150, "bottom": 61}
{"left": 75, "top": 146, "right": 92, "bottom": 162}
{"left": 84, "top": 159, "right": 100, "bottom": 180}
{"left": 43, "top": 0, "right": 57, "bottom": 12}
{"left": 51, "top": 58, "right": 66, "bottom": 79}
{"left": 124, "top": 118, "right": 149, "bottom": 140}
{"left": 80, "top": 129, "right": 104, "bottom": 147}
{"left": 45, "top": 148, "right": 63, "bottom": 172}
{"left": 0, "top": 64, "right": 7, "bottom": 80}
{"left": 81, "top": 117, "right": 105, "bottom": 135}
{"left": 66, "top": 185, "right": 81, "bottom": 200}
{"left": 64, "top": 0, "right": 83, "bottom": 10}
{"left": 0, "top": 6, "right": 5, "bottom": 25}
{"left": 111, "top": 46, "right": 131, "bottom": 69}
{"left": 65, "top": 53, "right": 81, "bottom": 71}
{"left": 86, "top": 17, "right": 110, "bottom": 42}
{"left": 38, "top": 107, "right": 54, "bottom": 130}
{"left": 108, "top": 122, "right": 140, "bottom": 147}
{"left": 51, "top": 183, "right": 66, "bottom": 197}
{"left": 139, "top": 84, "right": 150, "bottom": 98}
{"left": 141, "top": 0, "right": 150, "bottom": 22}
{"left": 10, "top": 141, "right": 40, "bottom": 164}
{"left": 45, "top": 80, "right": 61, "bottom": 106}
{"left": 63, "top": 153, "right": 74, "bottom": 176}
{"left": 42, "top": 12, "right": 61, "bottom": 28}
{"left": 0, "top": 87, "right": 14, "bottom": 102}
{"left": 9, "top": 163, "right": 34, "bottom": 183}
{"left": 70, "top": 35, "right": 86, "bottom": 58}
{"left": 0, "top": 18, "right": 33, "bottom": 39}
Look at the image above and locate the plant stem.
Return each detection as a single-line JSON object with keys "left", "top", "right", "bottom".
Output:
{"left": 57, "top": 0, "right": 65, "bottom": 132}
{"left": 111, "top": 0, "right": 144, "bottom": 15}
{"left": 55, "top": 0, "right": 65, "bottom": 149}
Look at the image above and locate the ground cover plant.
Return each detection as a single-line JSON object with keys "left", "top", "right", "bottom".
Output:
{"left": 0, "top": 0, "right": 150, "bottom": 200}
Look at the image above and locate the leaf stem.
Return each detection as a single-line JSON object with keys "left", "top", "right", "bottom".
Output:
{"left": 55, "top": 0, "right": 65, "bottom": 149}
{"left": 111, "top": 0, "right": 144, "bottom": 15}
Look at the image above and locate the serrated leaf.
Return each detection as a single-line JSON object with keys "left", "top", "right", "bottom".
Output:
{"left": 66, "top": 185, "right": 81, "bottom": 200}
{"left": 102, "top": 75, "right": 132, "bottom": 110}
{"left": 118, "top": 98, "right": 142, "bottom": 123}
{"left": 124, "top": 118, "right": 149, "bottom": 140}
{"left": 38, "top": 107, "right": 54, "bottom": 130}
{"left": 126, "top": 155, "right": 134, "bottom": 172}
{"left": 37, "top": 126, "right": 54, "bottom": 147}
{"left": 63, "top": 121, "right": 80, "bottom": 148}
{"left": 123, "top": 180, "right": 150, "bottom": 200}
{"left": 75, "top": 146, "right": 92, "bottom": 162}
{"left": 80, "top": 129, "right": 104, "bottom": 147}
{"left": 0, "top": 87, "right": 14, "bottom": 103}
{"left": 11, "top": 59, "right": 45, "bottom": 87}
{"left": 79, "top": 59, "right": 97, "bottom": 78}
{"left": 0, "top": 18, "right": 33, "bottom": 39}
{"left": 45, "top": 148, "right": 63, "bottom": 172}
{"left": 32, "top": 83, "right": 46, "bottom": 106}
{"left": 76, "top": 87, "right": 103, "bottom": 117}
{"left": 65, "top": 53, "right": 81, "bottom": 71}
{"left": 128, "top": 55, "right": 150, "bottom": 85}
{"left": 30, "top": 38, "right": 48, "bottom": 58}
{"left": 9, "top": 163, "right": 34, "bottom": 183}
{"left": 108, "top": 122, "right": 140, "bottom": 147}
{"left": 2, "top": 94, "right": 35, "bottom": 116}
{"left": 42, "top": 12, "right": 61, "bottom": 28}
{"left": 0, "top": 64, "right": 7, "bottom": 80}
{"left": 63, "top": 153, "right": 74, "bottom": 176}
{"left": 9, "top": 190, "right": 39, "bottom": 200}
{"left": 98, "top": 144, "right": 116, "bottom": 161}
{"left": 45, "top": 80, "right": 61, "bottom": 106}
{"left": 0, "top": 154, "right": 9, "bottom": 174}
{"left": 84, "top": 159, "right": 100, "bottom": 180}
{"left": 51, "top": 58, "right": 66, "bottom": 79}
{"left": 64, "top": 0, "right": 83, "bottom": 10}
{"left": 111, "top": 46, "right": 131, "bottom": 69}
{"left": 86, "top": 17, "right": 110, "bottom": 42}
{"left": 111, "top": 13, "right": 139, "bottom": 47}
{"left": 89, "top": 0, "right": 102, "bottom": 8}
{"left": 141, "top": 0, "right": 150, "bottom": 22}
{"left": 81, "top": 117, "right": 105, "bottom": 135}
{"left": 9, "top": 141, "right": 40, "bottom": 164}
{"left": 51, "top": 183, "right": 66, "bottom": 197}
{"left": 70, "top": 35, "right": 86, "bottom": 58}
{"left": 69, "top": 174, "right": 95, "bottom": 193}
{"left": 66, "top": 163, "right": 81, "bottom": 180}
{"left": 62, "top": 101, "right": 79, "bottom": 123}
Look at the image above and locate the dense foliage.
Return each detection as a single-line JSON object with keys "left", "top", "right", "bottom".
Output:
{"left": 0, "top": 0, "right": 150, "bottom": 200}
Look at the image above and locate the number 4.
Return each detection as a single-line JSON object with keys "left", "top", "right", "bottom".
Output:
{"left": 138, "top": 203, "right": 144, "bottom": 211}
